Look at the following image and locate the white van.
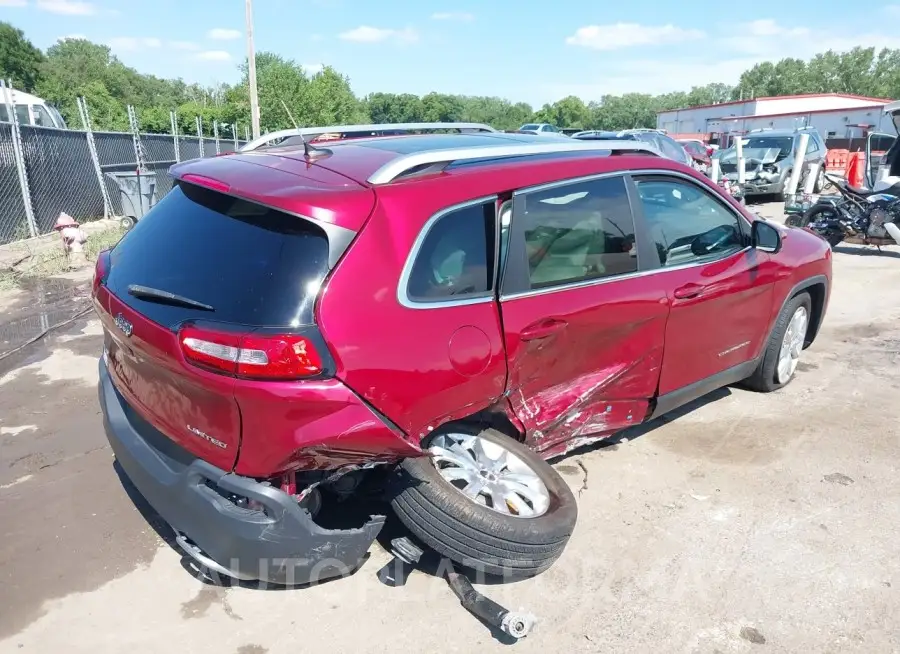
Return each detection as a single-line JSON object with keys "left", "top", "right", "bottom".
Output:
{"left": 0, "top": 88, "right": 68, "bottom": 129}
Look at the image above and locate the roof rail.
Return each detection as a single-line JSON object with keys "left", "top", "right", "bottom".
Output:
{"left": 240, "top": 122, "right": 498, "bottom": 152}
{"left": 366, "top": 140, "right": 660, "bottom": 185}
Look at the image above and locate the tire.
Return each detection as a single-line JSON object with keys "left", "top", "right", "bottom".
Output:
{"left": 391, "top": 425, "right": 578, "bottom": 578}
{"left": 743, "top": 291, "right": 812, "bottom": 393}
{"left": 814, "top": 166, "right": 825, "bottom": 193}
{"left": 784, "top": 213, "right": 806, "bottom": 228}
{"left": 794, "top": 206, "right": 844, "bottom": 247}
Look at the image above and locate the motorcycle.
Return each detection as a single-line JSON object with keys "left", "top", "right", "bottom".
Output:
{"left": 785, "top": 171, "right": 900, "bottom": 248}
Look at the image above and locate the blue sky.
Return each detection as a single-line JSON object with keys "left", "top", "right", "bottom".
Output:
{"left": 3, "top": 0, "right": 900, "bottom": 106}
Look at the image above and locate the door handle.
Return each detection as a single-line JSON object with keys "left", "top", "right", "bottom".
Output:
{"left": 521, "top": 318, "right": 568, "bottom": 341}
{"left": 673, "top": 283, "right": 704, "bottom": 299}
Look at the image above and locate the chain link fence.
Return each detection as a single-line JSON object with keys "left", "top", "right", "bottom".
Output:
{"left": 0, "top": 115, "right": 247, "bottom": 246}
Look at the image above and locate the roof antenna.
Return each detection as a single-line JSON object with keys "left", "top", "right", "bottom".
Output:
{"left": 278, "top": 99, "right": 330, "bottom": 159}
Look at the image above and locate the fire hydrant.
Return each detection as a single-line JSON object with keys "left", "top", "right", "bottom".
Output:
{"left": 54, "top": 212, "right": 89, "bottom": 268}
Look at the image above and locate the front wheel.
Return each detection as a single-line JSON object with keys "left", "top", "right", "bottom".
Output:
{"left": 743, "top": 292, "right": 812, "bottom": 392}
{"left": 391, "top": 425, "right": 578, "bottom": 578}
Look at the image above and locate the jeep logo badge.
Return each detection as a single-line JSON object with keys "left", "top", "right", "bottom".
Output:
{"left": 114, "top": 313, "right": 133, "bottom": 337}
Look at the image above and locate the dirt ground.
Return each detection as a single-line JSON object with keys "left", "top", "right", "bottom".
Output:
{"left": 2, "top": 201, "right": 899, "bottom": 653}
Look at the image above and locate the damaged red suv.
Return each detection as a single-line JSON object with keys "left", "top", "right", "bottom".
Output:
{"left": 95, "top": 124, "right": 832, "bottom": 585}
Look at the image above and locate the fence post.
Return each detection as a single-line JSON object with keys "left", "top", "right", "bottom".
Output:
{"left": 233, "top": 123, "right": 239, "bottom": 150}
{"left": 245, "top": 124, "right": 250, "bottom": 142}
{"left": 196, "top": 116, "right": 205, "bottom": 157}
{"left": 170, "top": 110, "right": 180, "bottom": 163}
{"left": 77, "top": 96, "right": 113, "bottom": 219}
{"left": 213, "top": 119, "right": 221, "bottom": 155}
{"left": 1, "top": 80, "right": 38, "bottom": 238}
{"left": 126, "top": 104, "right": 147, "bottom": 171}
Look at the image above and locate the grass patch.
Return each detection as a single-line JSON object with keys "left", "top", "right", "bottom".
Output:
{"left": 7, "top": 226, "right": 126, "bottom": 280}
{"left": 0, "top": 270, "right": 17, "bottom": 292}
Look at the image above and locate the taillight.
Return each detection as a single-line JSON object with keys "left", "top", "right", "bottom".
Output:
{"left": 178, "top": 325, "right": 323, "bottom": 380}
{"left": 92, "top": 248, "right": 111, "bottom": 297}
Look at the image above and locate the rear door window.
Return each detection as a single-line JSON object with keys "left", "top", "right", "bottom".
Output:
{"left": 107, "top": 182, "right": 330, "bottom": 329}
{"left": 503, "top": 175, "right": 638, "bottom": 293}
{"left": 404, "top": 199, "right": 496, "bottom": 304}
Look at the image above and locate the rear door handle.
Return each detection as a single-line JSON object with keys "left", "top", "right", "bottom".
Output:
{"left": 673, "top": 283, "right": 704, "bottom": 299}
{"left": 521, "top": 318, "right": 568, "bottom": 341}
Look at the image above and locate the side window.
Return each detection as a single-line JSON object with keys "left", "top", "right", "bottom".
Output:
{"left": 806, "top": 136, "right": 819, "bottom": 154}
{"left": 406, "top": 200, "right": 496, "bottom": 303}
{"left": 0, "top": 104, "right": 8, "bottom": 122}
{"left": 15, "top": 104, "right": 30, "bottom": 125}
{"left": 32, "top": 105, "right": 53, "bottom": 127}
{"left": 516, "top": 175, "right": 637, "bottom": 290}
{"left": 635, "top": 178, "right": 745, "bottom": 267}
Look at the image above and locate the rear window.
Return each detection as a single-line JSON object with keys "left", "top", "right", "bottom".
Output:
{"left": 107, "top": 183, "right": 330, "bottom": 329}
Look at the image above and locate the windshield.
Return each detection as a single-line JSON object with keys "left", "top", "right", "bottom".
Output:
{"left": 520, "top": 124, "right": 540, "bottom": 131}
{"left": 48, "top": 105, "right": 67, "bottom": 129}
{"left": 718, "top": 136, "right": 793, "bottom": 163}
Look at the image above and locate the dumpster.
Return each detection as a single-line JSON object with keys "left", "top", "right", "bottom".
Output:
{"left": 105, "top": 169, "right": 158, "bottom": 229}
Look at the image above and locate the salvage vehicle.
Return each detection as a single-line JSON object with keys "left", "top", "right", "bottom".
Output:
{"left": 518, "top": 122, "right": 564, "bottom": 136}
{"left": 715, "top": 127, "right": 827, "bottom": 200}
{"left": 94, "top": 124, "right": 832, "bottom": 586}
{"left": 678, "top": 138, "right": 712, "bottom": 174}
{"left": 573, "top": 129, "right": 695, "bottom": 169}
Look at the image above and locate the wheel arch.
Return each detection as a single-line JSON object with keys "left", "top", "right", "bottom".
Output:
{"left": 777, "top": 274, "right": 828, "bottom": 347}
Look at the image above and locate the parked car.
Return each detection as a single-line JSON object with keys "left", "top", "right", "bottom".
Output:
{"left": 678, "top": 139, "right": 712, "bottom": 174}
{"left": 95, "top": 125, "right": 832, "bottom": 586}
{"left": 713, "top": 127, "right": 827, "bottom": 200}
{"left": 573, "top": 129, "right": 695, "bottom": 168}
{"left": 0, "top": 87, "right": 68, "bottom": 129}
{"left": 518, "top": 122, "right": 564, "bottom": 136}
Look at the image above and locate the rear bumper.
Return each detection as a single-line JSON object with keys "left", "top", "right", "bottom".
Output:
{"left": 98, "top": 359, "right": 385, "bottom": 585}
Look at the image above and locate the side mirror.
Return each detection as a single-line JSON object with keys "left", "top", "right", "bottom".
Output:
{"left": 752, "top": 220, "right": 782, "bottom": 254}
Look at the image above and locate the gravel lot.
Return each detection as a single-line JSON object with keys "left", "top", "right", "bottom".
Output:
{"left": 1, "top": 201, "right": 899, "bottom": 653}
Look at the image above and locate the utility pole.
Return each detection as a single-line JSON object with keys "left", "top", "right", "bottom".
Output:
{"left": 245, "top": 0, "right": 261, "bottom": 139}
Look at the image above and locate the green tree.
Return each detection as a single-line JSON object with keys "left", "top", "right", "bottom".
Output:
{"left": 0, "top": 21, "right": 45, "bottom": 92}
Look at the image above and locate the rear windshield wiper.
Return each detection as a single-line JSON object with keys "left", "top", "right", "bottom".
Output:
{"left": 127, "top": 284, "right": 215, "bottom": 312}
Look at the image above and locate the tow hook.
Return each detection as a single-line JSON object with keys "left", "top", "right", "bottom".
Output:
{"left": 377, "top": 536, "right": 537, "bottom": 641}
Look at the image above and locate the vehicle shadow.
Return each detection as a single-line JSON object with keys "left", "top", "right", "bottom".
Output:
{"left": 833, "top": 244, "right": 900, "bottom": 258}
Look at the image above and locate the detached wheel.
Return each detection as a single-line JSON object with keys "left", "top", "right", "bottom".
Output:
{"left": 391, "top": 426, "right": 577, "bottom": 578}
{"left": 744, "top": 291, "right": 812, "bottom": 392}
{"left": 120, "top": 216, "right": 135, "bottom": 230}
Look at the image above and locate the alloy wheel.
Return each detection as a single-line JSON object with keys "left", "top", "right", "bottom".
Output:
{"left": 428, "top": 433, "right": 550, "bottom": 518}
{"left": 776, "top": 306, "right": 808, "bottom": 384}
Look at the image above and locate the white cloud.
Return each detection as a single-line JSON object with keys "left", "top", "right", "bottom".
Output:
{"left": 338, "top": 25, "right": 418, "bottom": 44}
{"left": 207, "top": 28, "right": 241, "bottom": 40}
{"left": 545, "top": 19, "right": 900, "bottom": 103}
{"left": 302, "top": 63, "right": 324, "bottom": 74}
{"left": 195, "top": 50, "right": 232, "bottom": 62}
{"left": 0, "top": 0, "right": 28, "bottom": 8}
{"left": 431, "top": 11, "right": 474, "bottom": 21}
{"left": 59, "top": 33, "right": 87, "bottom": 41}
{"left": 170, "top": 41, "right": 200, "bottom": 51}
{"left": 566, "top": 23, "right": 705, "bottom": 50}
{"left": 107, "top": 37, "right": 162, "bottom": 52}
{"left": 36, "top": 0, "right": 95, "bottom": 15}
